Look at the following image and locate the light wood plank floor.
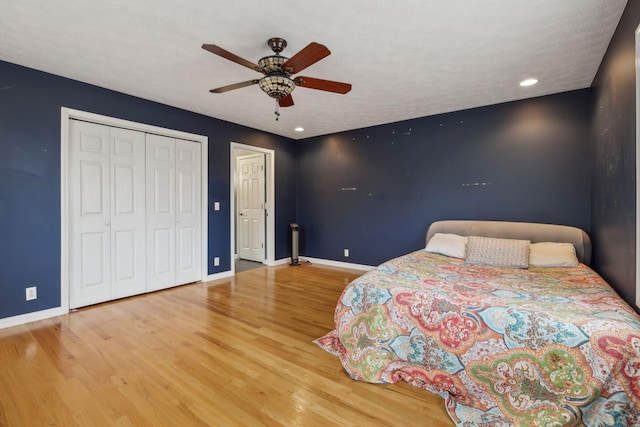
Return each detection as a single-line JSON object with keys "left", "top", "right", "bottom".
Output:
{"left": 0, "top": 264, "right": 454, "bottom": 426}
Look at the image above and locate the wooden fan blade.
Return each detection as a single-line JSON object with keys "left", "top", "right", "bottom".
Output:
{"left": 281, "top": 42, "right": 330, "bottom": 74}
{"left": 278, "top": 94, "right": 294, "bottom": 107}
{"left": 294, "top": 76, "right": 352, "bottom": 94}
{"left": 202, "top": 44, "right": 261, "bottom": 72}
{"left": 210, "top": 80, "right": 259, "bottom": 93}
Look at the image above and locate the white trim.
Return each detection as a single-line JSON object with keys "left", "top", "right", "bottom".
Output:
{"left": 62, "top": 108, "right": 207, "bottom": 142}
{"left": 302, "top": 257, "right": 375, "bottom": 272}
{"left": 635, "top": 25, "right": 640, "bottom": 310}
{"left": 230, "top": 143, "right": 276, "bottom": 273}
{"left": 60, "top": 109, "right": 70, "bottom": 315}
{"left": 200, "top": 137, "right": 209, "bottom": 282}
{"left": 205, "top": 271, "right": 234, "bottom": 282}
{"left": 0, "top": 307, "right": 67, "bottom": 330}
{"left": 240, "top": 256, "right": 371, "bottom": 270}
{"left": 60, "top": 107, "right": 209, "bottom": 315}
{"left": 235, "top": 153, "right": 266, "bottom": 263}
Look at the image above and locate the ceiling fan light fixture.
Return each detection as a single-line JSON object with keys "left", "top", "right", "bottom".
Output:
{"left": 258, "top": 74, "right": 295, "bottom": 99}
{"left": 258, "top": 55, "right": 288, "bottom": 73}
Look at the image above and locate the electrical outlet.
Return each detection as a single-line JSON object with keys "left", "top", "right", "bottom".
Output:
{"left": 214, "top": 257, "right": 220, "bottom": 266}
{"left": 26, "top": 286, "right": 37, "bottom": 301}
{"left": 344, "top": 249, "right": 349, "bottom": 257}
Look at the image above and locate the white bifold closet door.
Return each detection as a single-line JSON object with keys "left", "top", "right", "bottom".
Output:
{"left": 69, "top": 121, "right": 147, "bottom": 308}
{"left": 69, "top": 121, "right": 201, "bottom": 309}
{"left": 146, "top": 134, "right": 201, "bottom": 292}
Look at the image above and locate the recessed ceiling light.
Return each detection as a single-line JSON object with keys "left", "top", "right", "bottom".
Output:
{"left": 520, "top": 78, "right": 538, "bottom": 87}
{"left": 294, "top": 127, "right": 304, "bottom": 132}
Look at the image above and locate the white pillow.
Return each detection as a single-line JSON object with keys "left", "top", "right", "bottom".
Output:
{"left": 529, "top": 242, "right": 579, "bottom": 267}
{"left": 425, "top": 233, "right": 468, "bottom": 258}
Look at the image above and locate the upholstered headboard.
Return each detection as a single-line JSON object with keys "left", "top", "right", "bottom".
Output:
{"left": 426, "top": 220, "right": 592, "bottom": 265}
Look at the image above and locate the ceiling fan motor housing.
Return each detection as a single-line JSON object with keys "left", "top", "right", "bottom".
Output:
{"left": 267, "top": 37, "right": 287, "bottom": 54}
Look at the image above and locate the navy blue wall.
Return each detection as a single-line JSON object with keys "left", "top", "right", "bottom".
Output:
{"left": 591, "top": 1, "right": 638, "bottom": 306}
{"left": 5, "top": 10, "right": 640, "bottom": 320}
{"left": 296, "top": 90, "right": 593, "bottom": 266}
{"left": 0, "top": 60, "right": 296, "bottom": 319}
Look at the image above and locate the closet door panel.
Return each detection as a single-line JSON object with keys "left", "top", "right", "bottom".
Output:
{"left": 175, "top": 139, "right": 202, "bottom": 285}
{"left": 69, "top": 121, "right": 111, "bottom": 309}
{"left": 110, "top": 127, "right": 146, "bottom": 299}
{"left": 146, "top": 134, "right": 176, "bottom": 291}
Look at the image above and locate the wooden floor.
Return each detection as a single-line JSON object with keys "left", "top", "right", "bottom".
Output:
{"left": 0, "top": 264, "right": 454, "bottom": 426}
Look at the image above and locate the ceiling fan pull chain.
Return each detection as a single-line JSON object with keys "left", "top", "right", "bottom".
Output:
{"left": 274, "top": 99, "right": 281, "bottom": 121}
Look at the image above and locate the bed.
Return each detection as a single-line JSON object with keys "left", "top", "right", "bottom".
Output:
{"left": 315, "top": 220, "right": 640, "bottom": 426}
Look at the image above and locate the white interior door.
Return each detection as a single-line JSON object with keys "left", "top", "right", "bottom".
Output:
{"left": 146, "top": 134, "right": 176, "bottom": 292}
{"left": 237, "top": 154, "right": 265, "bottom": 262}
{"left": 175, "top": 139, "right": 201, "bottom": 284}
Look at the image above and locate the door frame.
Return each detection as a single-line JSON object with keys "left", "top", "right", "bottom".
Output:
{"left": 230, "top": 142, "right": 275, "bottom": 271}
{"left": 636, "top": 24, "right": 640, "bottom": 310}
{"left": 60, "top": 107, "right": 208, "bottom": 313}
{"left": 236, "top": 153, "right": 266, "bottom": 262}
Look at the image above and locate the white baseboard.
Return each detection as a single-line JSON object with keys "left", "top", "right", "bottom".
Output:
{"left": 0, "top": 306, "right": 68, "bottom": 330}
{"left": 301, "top": 257, "right": 375, "bottom": 271}
{"left": 205, "top": 271, "right": 234, "bottom": 282}
{"left": 253, "top": 256, "right": 373, "bottom": 271}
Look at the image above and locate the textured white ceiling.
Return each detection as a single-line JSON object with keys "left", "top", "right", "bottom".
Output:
{"left": 1, "top": 0, "right": 628, "bottom": 139}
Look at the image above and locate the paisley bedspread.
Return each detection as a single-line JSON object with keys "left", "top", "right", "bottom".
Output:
{"left": 316, "top": 250, "right": 640, "bottom": 426}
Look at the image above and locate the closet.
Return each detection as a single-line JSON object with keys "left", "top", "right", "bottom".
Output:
{"left": 68, "top": 120, "right": 201, "bottom": 309}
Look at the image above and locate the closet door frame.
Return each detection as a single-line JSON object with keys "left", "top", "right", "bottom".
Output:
{"left": 61, "top": 107, "right": 208, "bottom": 313}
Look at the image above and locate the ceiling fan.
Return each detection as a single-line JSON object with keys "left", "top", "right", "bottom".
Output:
{"left": 202, "top": 38, "right": 352, "bottom": 113}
